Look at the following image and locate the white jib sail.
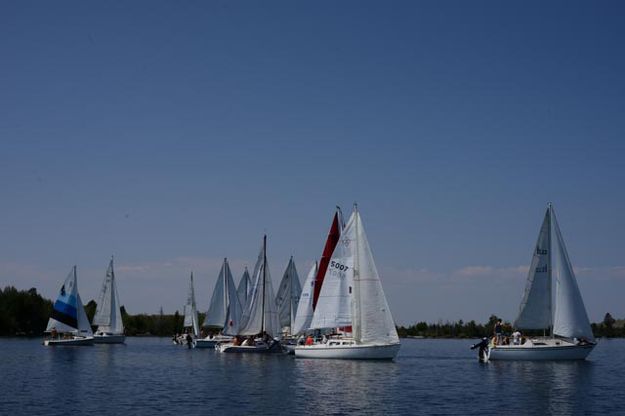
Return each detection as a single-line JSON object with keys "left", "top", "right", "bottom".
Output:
{"left": 351, "top": 209, "right": 399, "bottom": 345}
{"left": 551, "top": 207, "right": 594, "bottom": 341}
{"left": 93, "top": 258, "right": 124, "bottom": 334}
{"left": 514, "top": 208, "right": 553, "bottom": 330}
{"left": 183, "top": 272, "right": 200, "bottom": 337}
{"left": 203, "top": 262, "right": 227, "bottom": 328}
{"left": 309, "top": 213, "right": 354, "bottom": 330}
{"left": 292, "top": 261, "right": 317, "bottom": 335}
{"left": 238, "top": 237, "right": 280, "bottom": 338}
{"left": 222, "top": 259, "right": 244, "bottom": 336}
{"left": 275, "top": 257, "right": 302, "bottom": 331}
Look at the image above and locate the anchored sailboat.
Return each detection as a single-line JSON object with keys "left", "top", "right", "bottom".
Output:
{"left": 487, "top": 204, "right": 596, "bottom": 361}
{"left": 295, "top": 206, "right": 400, "bottom": 360}
{"left": 218, "top": 235, "right": 282, "bottom": 353}
{"left": 92, "top": 257, "right": 125, "bottom": 344}
{"left": 176, "top": 272, "right": 200, "bottom": 346}
{"left": 44, "top": 266, "right": 94, "bottom": 346}
{"left": 197, "top": 258, "right": 243, "bottom": 348}
{"left": 275, "top": 256, "right": 302, "bottom": 337}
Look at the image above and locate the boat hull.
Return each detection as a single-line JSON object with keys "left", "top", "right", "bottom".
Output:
{"left": 218, "top": 341, "right": 282, "bottom": 354}
{"left": 44, "top": 336, "right": 95, "bottom": 346}
{"left": 93, "top": 334, "right": 126, "bottom": 344}
{"left": 196, "top": 335, "right": 233, "bottom": 349}
{"left": 294, "top": 342, "right": 400, "bottom": 360}
{"left": 488, "top": 340, "right": 595, "bottom": 361}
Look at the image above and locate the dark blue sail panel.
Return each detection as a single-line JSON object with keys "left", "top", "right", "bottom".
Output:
{"left": 51, "top": 296, "right": 78, "bottom": 329}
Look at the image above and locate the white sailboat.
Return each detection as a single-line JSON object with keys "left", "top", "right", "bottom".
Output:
{"left": 295, "top": 206, "right": 401, "bottom": 360}
{"left": 275, "top": 256, "right": 302, "bottom": 337}
{"left": 487, "top": 204, "right": 596, "bottom": 361}
{"left": 176, "top": 272, "right": 200, "bottom": 346}
{"left": 44, "top": 266, "right": 94, "bottom": 346}
{"left": 196, "top": 258, "right": 243, "bottom": 348}
{"left": 218, "top": 235, "right": 282, "bottom": 353}
{"left": 291, "top": 261, "right": 318, "bottom": 336}
{"left": 92, "top": 257, "right": 125, "bottom": 344}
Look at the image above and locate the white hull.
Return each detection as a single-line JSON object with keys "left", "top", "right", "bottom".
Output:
{"left": 93, "top": 334, "right": 125, "bottom": 344}
{"left": 44, "top": 336, "right": 95, "bottom": 346}
{"left": 295, "top": 342, "right": 400, "bottom": 360}
{"left": 217, "top": 340, "right": 282, "bottom": 353}
{"left": 488, "top": 339, "right": 595, "bottom": 361}
{"left": 196, "top": 335, "right": 233, "bottom": 349}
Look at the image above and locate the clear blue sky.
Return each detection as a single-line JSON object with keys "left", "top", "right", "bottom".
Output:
{"left": 2, "top": 1, "right": 624, "bottom": 325}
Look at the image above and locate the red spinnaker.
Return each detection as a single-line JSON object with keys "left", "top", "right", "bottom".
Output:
{"left": 312, "top": 211, "right": 341, "bottom": 310}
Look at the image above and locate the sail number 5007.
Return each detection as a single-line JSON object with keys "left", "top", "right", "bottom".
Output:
{"left": 330, "top": 261, "right": 349, "bottom": 272}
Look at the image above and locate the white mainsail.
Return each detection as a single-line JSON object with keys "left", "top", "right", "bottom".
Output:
{"left": 237, "top": 267, "right": 252, "bottom": 309}
{"left": 237, "top": 236, "right": 280, "bottom": 338}
{"left": 92, "top": 257, "right": 124, "bottom": 334}
{"left": 514, "top": 210, "right": 552, "bottom": 330}
{"left": 309, "top": 213, "right": 354, "bottom": 330}
{"left": 275, "top": 256, "right": 302, "bottom": 332}
{"left": 203, "top": 258, "right": 243, "bottom": 336}
{"left": 551, "top": 207, "right": 594, "bottom": 341}
{"left": 183, "top": 272, "right": 200, "bottom": 337}
{"left": 292, "top": 261, "right": 317, "bottom": 335}
{"left": 46, "top": 266, "right": 93, "bottom": 336}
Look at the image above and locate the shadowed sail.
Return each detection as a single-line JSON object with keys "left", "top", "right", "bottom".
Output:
{"left": 275, "top": 256, "right": 302, "bottom": 334}
{"left": 92, "top": 257, "right": 124, "bottom": 335}
{"left": 203, "top": 258, "right": 243, "bottom": 336}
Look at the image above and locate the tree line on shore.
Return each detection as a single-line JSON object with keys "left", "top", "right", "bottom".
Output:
{"left": 1, "top": 286, "right": 623, "bottom": 338}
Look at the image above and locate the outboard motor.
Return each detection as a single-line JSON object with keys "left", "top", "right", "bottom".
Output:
{"left": 470, "top": 337, "right": 490, "bottom": 362}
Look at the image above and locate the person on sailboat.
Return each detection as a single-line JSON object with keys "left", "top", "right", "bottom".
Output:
{"left": 494, "top": 320, "right": 503, "bottom": 345}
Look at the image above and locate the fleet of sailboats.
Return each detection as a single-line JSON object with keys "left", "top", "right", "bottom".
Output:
{"left": 196, "top": 258, "right": 242, "bottom": 348}
{"left": 487, "top": 204, "right": 596, "bottom": 361}
{"left": 92, "top": 257, "right": 125, "bottom": 344}
{"left": 39, "top": 203, "right": 600, "bottom": 363}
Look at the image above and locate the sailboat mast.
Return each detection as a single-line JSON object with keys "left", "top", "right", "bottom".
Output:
{"left": 261, "top": 235, "right": 267, "bottom": 335}
{"left": 548, "top": 203, "right": 554, "bottom": 338}
{"left": 353, "top": 206, "right": 362, "bottom": 343}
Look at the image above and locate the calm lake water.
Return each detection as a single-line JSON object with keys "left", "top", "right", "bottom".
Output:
{"left": 1, "top": 337, "right": 624, "bottom": 415}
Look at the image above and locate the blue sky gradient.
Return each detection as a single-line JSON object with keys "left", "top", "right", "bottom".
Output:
{"left": 2, "top": 1, "right": 624, "bottom": 324}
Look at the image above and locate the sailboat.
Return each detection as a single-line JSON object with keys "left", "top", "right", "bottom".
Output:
{"left": 275, "top": 256, "right": 302, "bottom": 337}
{"left": 487, "top": 204, "right": 596, "bottom": 361}
{"left": 237, "top": 267, "right": 252, "bottom": 308}
{"left": 196, "top": 258, "right": 243, "bottom": 348}
{"left": 176, "top": 272, "right": 200, "bottom": 346}
{"left": 295, "top": 206, "right": 401, "bottom": 359}
{"left": 284, "top": 261, "right": 318, "bottom": 354}
{"left": 44, "top": 266, "right": 94, "bottom": 346}
{"left": 92, "top": 257, "right": 125, "bottom": 344}
{"left": 218, "top": 235, "right": 282, "bottom": 353}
